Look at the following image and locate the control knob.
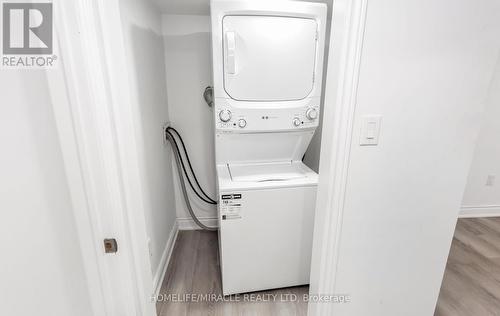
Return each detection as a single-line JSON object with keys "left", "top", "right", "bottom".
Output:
{"left": 238, "top": 119, "right": 247, "bottom": 128}
{"left": 306, "top": 108, "right": 318, "bottom": 120}
{"left": 219, "top": 109, "right": 232, "bottom": 122}
{"left": 292, "top": 117, "right": 301, "bottom": 127}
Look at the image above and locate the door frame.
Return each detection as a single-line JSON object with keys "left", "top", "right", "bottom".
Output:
{"left": 308, "top": 0, "right": 368, "bottom": 315}
{"left": 47, "top": 0, "right": 155, "bottom": 315}
{"left": 47, "top": 0, "right": 368, "bottom": 315}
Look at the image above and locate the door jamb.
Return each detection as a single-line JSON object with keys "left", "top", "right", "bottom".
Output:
{"left": 47, "top": 1, "right": 155, "bottom": 315}
{"left": 308, "top": 0, "right": 368, "bottom": 315}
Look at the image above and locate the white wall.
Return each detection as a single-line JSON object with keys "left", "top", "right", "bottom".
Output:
{"left": 162, "top": 14, "right": 218, "bottom": 223}
{"left": 461, "top": 57, "right": 500, "bottom": 217}
{"left": 320, "top": 0, "right": 500, "bottom": 315}
{"left": 0, "top": 71, "right": 93, "bottom": 316}
{"left": 119, "top": 0, "right": 177, "bottom": 278}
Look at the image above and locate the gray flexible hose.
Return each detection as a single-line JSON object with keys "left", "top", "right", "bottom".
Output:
{"left": 167, "top": 133, "right": 218, "bottom": 231}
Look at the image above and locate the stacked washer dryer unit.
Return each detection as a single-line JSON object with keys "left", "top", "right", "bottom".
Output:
{"left": 210, "top": 0, "right": 327, "bottom": 295}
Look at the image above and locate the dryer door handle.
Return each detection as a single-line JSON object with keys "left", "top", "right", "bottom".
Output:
{"left": 225, "top": 31, "right": 236, "bottom": 74}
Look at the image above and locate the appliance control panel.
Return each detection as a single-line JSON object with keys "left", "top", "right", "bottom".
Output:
{"left": 214, "top": 102, "right": 320, "bottom": 132}
{"left": 220, "top": 193, "right": 243, "bottom": 220}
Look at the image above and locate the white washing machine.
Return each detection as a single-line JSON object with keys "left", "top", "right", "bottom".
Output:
{"left": 210, "top": 0, "right": 327, "bottom": 295}
{"left": 217, "top": 161, "right": 318, "bottom": 295}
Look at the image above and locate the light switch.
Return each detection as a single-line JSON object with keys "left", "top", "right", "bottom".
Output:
{"left": 360, "top": 115, "right": 382, "bottom": 146}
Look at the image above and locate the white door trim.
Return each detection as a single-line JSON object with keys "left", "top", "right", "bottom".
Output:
{"left": 308, "top": 0, "right": 368, "bottom": 315}
{"left": 48, "top": 1, "right": 155, "bottom": 315}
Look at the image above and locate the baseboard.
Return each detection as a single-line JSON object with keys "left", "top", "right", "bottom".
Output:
{"left": 177, "top": 216, "right": 218, "bottom": 230}
{"left": 459, "top": 205, "right": 500, "bottom": 218}
{"left": 152, "top": 221, "right": 179, "bottom": 297}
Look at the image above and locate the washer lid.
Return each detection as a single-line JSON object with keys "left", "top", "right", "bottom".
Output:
{"left": 222, "top": 15, "right": 318, "bottom": 101}
{"left": 229, "top": 162, "right": 309, "bottom": 183}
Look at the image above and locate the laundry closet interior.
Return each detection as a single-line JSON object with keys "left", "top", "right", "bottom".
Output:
{"left": 117, "top": 0, "right": 331, "bottom": 312}
{"left": 109, "top": 0, "right": 500, "bottom": 314}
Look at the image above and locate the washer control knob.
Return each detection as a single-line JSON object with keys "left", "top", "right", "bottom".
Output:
{"left": 219, "top": 109, "right": 232, "bottom": 122}
{"left": 292, "top": 117, "right": 301, "bottom": 127}
{"left": 306, "top": 108, "right": 318, "bottom": 120}
{"left": 238, "top": 119, "right": 247, "bottom": 128}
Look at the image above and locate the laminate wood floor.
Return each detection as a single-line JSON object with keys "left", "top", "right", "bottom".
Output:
{"left": 157, "top": 218, "right": 500, "bottom": 316}
{"left": 435, "top": 217, "right": 500, "bottom": 316}
{"left": 156, "top": 230, "right": 308, "bottom": 316}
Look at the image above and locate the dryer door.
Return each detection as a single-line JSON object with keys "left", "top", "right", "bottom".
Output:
{"left": 222, "top": 15, "right": 318, "bottom": 102}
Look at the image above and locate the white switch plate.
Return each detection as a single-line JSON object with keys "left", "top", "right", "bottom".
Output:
{"left": 360, "top": 115, "right": 382, "bottom": 146}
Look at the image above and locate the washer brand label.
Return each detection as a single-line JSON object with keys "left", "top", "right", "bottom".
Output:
{"left": 220, "top": 193, "right": 242, "bottom": 220}
{"left": 221, "top": 194, "right": 241, "bottom": 200}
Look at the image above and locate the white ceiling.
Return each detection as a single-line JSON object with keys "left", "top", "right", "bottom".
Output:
{"left": 150, "top": 0, "right": 332, "bottom": 16}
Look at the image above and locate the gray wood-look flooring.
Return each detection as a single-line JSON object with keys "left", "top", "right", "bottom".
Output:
{"left": 156, "top": 230, "right": 308, "bottom": 316}
{"left": 435, "top": 217, "right": 500, "bottom": 316}
{"left": 157, "top": 218, "right": 500, "bottom": 316}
